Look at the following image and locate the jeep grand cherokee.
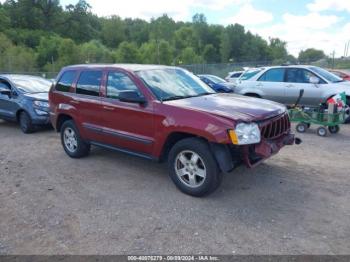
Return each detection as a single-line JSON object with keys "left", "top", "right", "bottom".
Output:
{"left": 49, "top": 64, "right": 296, "bottom": 197}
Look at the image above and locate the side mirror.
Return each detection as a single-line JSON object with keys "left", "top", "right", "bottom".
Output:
{"left": 0, "top": 88, "right": 11, "bottom": 97}
{"left": 309, "top": 76, "right": 320, "bottom": 84}
{"left": 119, "top": 91, "right": 146, "bottom": 104}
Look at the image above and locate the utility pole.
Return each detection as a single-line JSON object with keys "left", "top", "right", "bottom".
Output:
{"left": 332, "top": 50, "right": 335, "bottom": 69}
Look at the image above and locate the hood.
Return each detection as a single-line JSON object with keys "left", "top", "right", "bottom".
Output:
{"left": 164, "top": 93, "right": 286, "bottom": 122}
{"left": 23, "top": 92, "right": 49, "bottom": 101}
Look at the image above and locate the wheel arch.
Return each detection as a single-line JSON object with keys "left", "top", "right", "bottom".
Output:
{"left": 56, "top": 113, "right": 74, "bottom": 132}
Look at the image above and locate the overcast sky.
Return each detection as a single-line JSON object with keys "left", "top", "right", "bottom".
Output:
{"left": 20, "top": 0, "right": 350, "bottom": 57}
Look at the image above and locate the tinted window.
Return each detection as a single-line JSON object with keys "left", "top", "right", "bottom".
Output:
{"left": 0, "top": 80, "right": 11, "bottom": 90}
{"left": 107, "top": 72, "right": 139, "bottom": 99}
{"left": 240, "top": 69, "right": 262, "bottom": 80}
{"left": 76, "top": 71, "right": 102, "bottom": 96}
{"left": 259, "top": 68, "right": 285, "bottom": 82}
{"left": 285, "top": 69, "right": 319, "bottom": 83}
{"left": 310, "top": 66, "right": 342, "bottom": 83}
{"left": 56, "top": 71, "right": 77, "bottom": 92}
{"left": 232, "top": 72, "right": 242, "bottom": 78}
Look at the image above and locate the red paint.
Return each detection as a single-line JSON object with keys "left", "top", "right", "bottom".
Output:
{"left": 49, "top": 65, "right": 294, "bottom": 167}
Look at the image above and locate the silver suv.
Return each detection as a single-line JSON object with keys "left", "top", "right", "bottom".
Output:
{"left": 234, "top": 65, "right": 350, "bottom": 107}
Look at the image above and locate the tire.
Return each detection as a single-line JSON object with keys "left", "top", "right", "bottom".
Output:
{"left": 167, "top": 138, "right": 223, "bottom": 197}
{"left": 328, "top": 125, "right": 340, "bottom": 134}
{"left": 19, "top": 111, "right": 34, "bottom": 134}
{"left": 345, "top": 97, "right": 350, "bottom": 124}
{"left": 296, "top": 123, "right": 308, "bottom": 133}
{"left": 60, "top": 120, "right": 90, "bottom": 158}
{"left": 317, "top": 126, "right": 328, "bottom": 137}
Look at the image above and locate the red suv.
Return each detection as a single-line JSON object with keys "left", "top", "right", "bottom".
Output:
{"left": 49, "top": 64, "right": 297, "bottom": 197}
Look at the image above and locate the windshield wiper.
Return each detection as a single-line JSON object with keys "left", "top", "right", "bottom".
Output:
{"left": 162, "top": 95, "right": 189, "bottom": 101}
{"left": 162, "top": 92, "right": 215, "bottom": 102}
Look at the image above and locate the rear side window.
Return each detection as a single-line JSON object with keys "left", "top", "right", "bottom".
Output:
{"left": 106, "top": 71, "right": 140, "bottom": 99}
{"left": 258, "top": 68, "right": 285, "bottom": 82}
{"left": 56, "top": 71, "right": 77, "bottom": 92}
{"left": 76, "top": 70, "right": 102, "bottom": 96}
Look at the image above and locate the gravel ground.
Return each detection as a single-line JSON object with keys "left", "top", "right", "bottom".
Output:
{"left": 0, "top": 120, "right": 349, "bottom": 255}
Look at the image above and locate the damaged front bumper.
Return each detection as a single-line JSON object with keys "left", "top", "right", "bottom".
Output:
{"left": 210, "top": 133, "right": 301, "bottom": 173}
{"left": 242, "top": 133, "right": 297, "bottom": 168}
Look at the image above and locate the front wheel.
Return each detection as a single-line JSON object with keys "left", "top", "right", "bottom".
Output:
{"left": 167, "top": 138, "right": 223, "bottom": 197}
{"left": 61, "top": 120, "right": 90, "bottom": 158}
{"left": 19, "top": 111, "right": 34, "bottom": 134}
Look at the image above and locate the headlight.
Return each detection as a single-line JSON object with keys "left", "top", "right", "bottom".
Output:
{"left": 229, "top": 123, "right": 261, "bottom": 145}
{"left": 34, "top": 109, "right": 48, "bottom": 116}
{"left": 33, "top": 100, "right": 49, "bottom": 108}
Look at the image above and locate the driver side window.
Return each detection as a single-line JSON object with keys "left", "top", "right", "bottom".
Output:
{"left": 106, "top": 71, "right": 140, "bottom": 99}
{"left": 285, "top": 69, "right": 324, "bottom": 84}
{"left": 0, "top": 80, "right": 11, "bottom": 90}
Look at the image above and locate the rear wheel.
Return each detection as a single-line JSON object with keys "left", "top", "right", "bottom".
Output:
{"left": 61, "top": 120, "right": 90, "bottom": 158}
{"left": 328, "top": 125, "right": 340, "bottom": 134}
{"left": 168, "top": 138, "right": 223, "bottom": 197}
{"left": 19, "top": 111, "right": 34, "bottom": 134}
{"left": 317, "top": 126, "right": 328, "bottom": 137}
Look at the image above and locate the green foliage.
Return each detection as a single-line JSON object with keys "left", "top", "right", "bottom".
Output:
{"left": 115, "top": 42, "right": 140, "bottom": 63}
{"left": 178, "top": 47, "right": 203, "bottom": 65}
{"left": 101, "top": 16, "right": 125, "bottom": 48}
{"left": 298, "top": 48, "right": 326, "bottom": 63}
{"left": 0, "top": 2, "right": 294, "bottom": 73}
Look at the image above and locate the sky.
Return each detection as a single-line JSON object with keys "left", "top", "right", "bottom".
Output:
{"left": 47, "top": 0, "right": 350, "bottom": 57}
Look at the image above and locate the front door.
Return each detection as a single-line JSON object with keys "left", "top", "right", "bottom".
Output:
{"left": 284, "top": 68, "right": 323, "bottom": 106}
{"left": 100, "top": 70, "right": 154, "bottom": 155}
{"left": 0, "top": 79, "right": 19, "bottom": 121}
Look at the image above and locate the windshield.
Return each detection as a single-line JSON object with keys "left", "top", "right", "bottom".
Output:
{"left": 310, "top": 66, "right": 343, "bottom": 83}
{"left": 10, "top": 76, "right": 52, "bottom": 93}
{"left": 136, "top": 68, "right": 215, "bottom": 101}
{"left": 240, "top": 69, "right": 263, "bottom": 81}
{"left": 203, "top": 75, "right": 225, "bottom": 84}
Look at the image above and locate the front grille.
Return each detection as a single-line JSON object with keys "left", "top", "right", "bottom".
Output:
{"left": 260, "top": 113, "right": 290, "bottom": 139}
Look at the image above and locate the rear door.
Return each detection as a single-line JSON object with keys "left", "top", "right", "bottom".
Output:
{"left": 100, "top": 70, "right": 154, "bottom": 155}
{"left": 284, "top": 68, "right": 323, "bottom": 106}
{"left": 72, "top": 70, "right": 105, "bottom": 141}
{"left": 256, "top": 68, "right": 286, "bottom": 103}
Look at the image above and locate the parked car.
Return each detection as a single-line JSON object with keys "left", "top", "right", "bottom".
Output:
{"left": 225, "top": 71, "right": 243, "bottom": 83}
{"left": 0, "top": 74, "right": 52, "bottom": 133}
{"left": 198, "top": 74, "right": 234, "bottom": 93}
{"left": 49, "top": 64, "right": 297, "bottom": 197}
{"left": 234, "top": 65, "right": 350, "bottom": 120}
{"left": 329, "top": 69, "right": 350, "bottom": 81}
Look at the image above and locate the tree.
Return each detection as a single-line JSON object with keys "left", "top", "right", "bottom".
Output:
{"left": 0, "top": 4, "right": 10, "bottom": 31}
{"left": 178, "top": 47, "right": 203, "bottom": 64}
{"left": 221, "top": 24, "right": 246, "bottom": 62}
{"left": 268, "top": 38, "right": 288, "bottom": 61}
{"left": 115, "top": 42, "right": 140, "bottom": 63}
{"left": 80, "top": 40, "right": 114, "bottom": 63}
{"left": 140, "top": 40, "right": 173, "bottom": 65}
{"left": 101, "top": 16, "right": 125, "bottom": 48}
{"left": 298, "top": 48, "right": 326, "bottom": 63}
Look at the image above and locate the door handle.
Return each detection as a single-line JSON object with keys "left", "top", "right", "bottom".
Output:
{"left": 286, "top": 84, "right": 294, "bottom": 88}
{"left": 70, "top": 100, "right": 80, "bottom": 104}
{"left": 103, "top": 106, "right": 114, "bottom": 111}
{"left": 256, "top": 83, "right": 263, "bottom": 87}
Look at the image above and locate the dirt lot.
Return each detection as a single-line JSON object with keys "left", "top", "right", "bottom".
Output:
{"left": 0, "top": 119, "right": 349, "bottom": 255}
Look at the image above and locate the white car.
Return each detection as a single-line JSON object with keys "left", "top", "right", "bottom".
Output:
{"left": 225, "top": 71, "right": 244, "bottom": 83}
{"left": 234, "top": 65, "right": 350, "bottom": 108}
